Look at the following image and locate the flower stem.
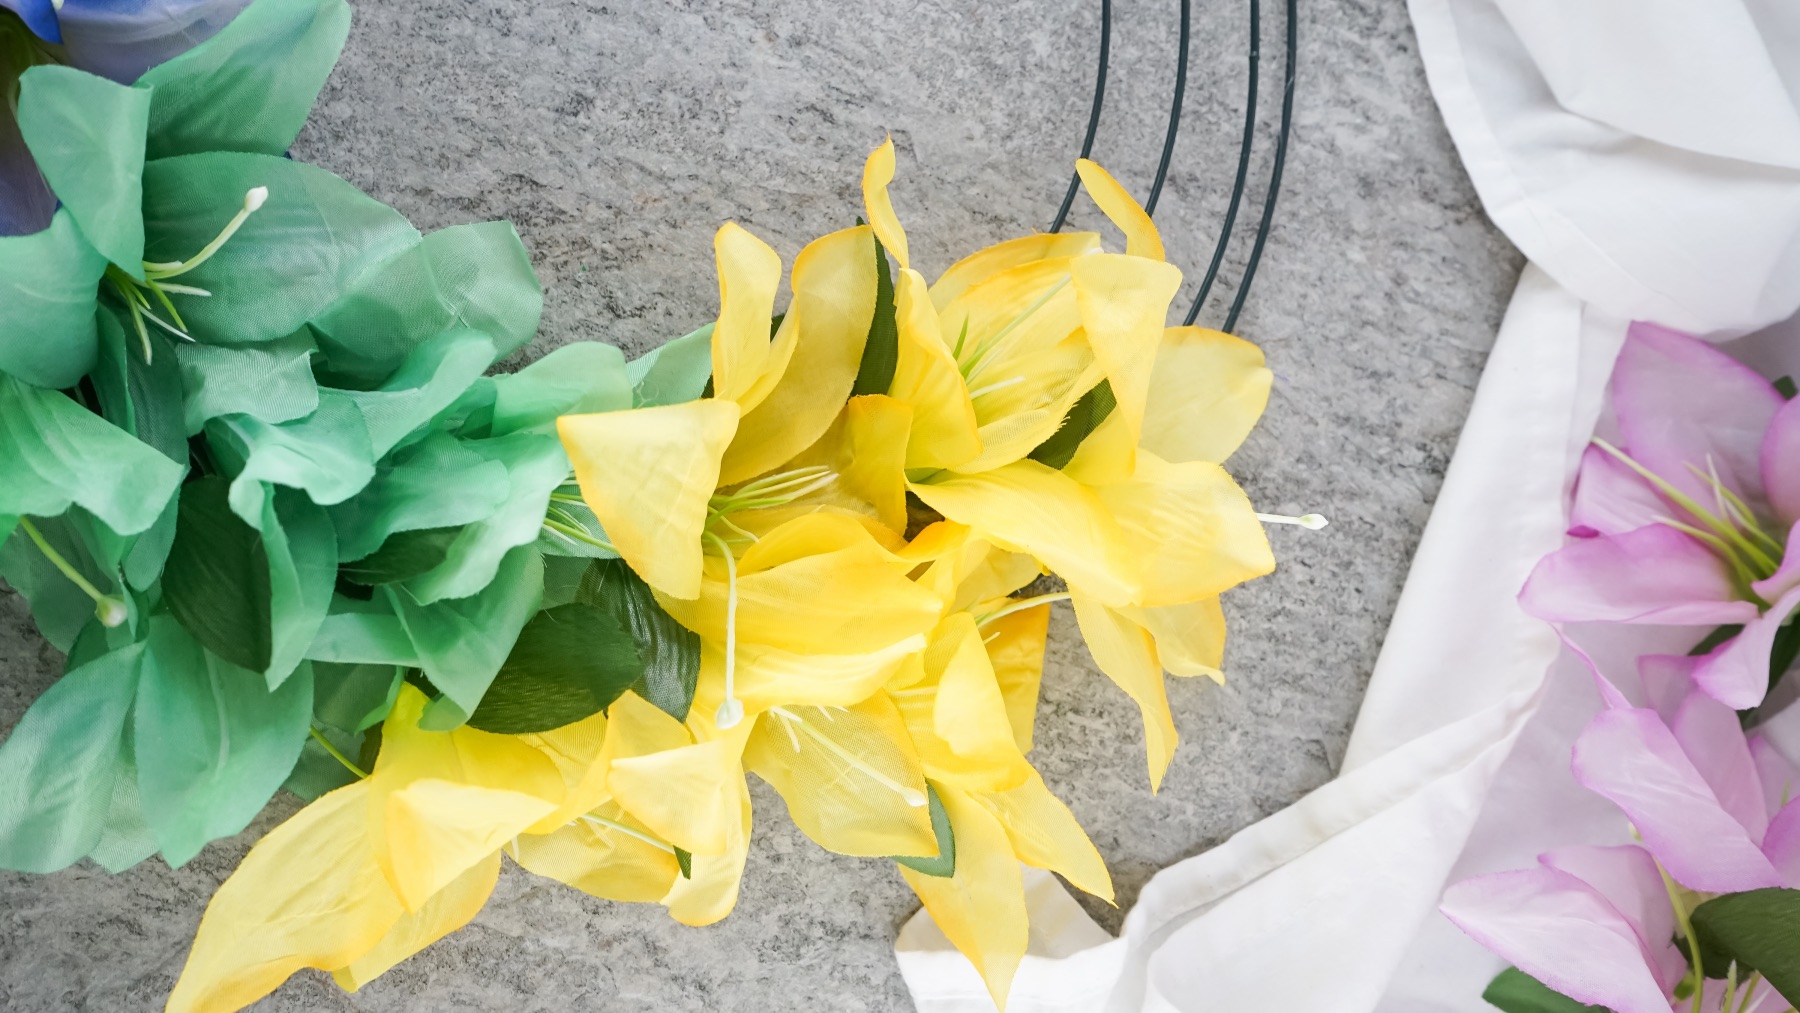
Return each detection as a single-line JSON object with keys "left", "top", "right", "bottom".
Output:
{"left": 1655, "top": 858, "right": 1705, "bottom": 1013}
{"left": 541, "top": 518, "right": 617, "bottom": 554}
{"left": 308, "top": 726, "right": 368, "bottom": 780}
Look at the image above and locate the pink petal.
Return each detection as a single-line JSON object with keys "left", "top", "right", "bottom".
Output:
{"left": 1750, "top": 735, "right": 1799, "bottom": 817}
{"left": 1559, "top": 630, "right": 1636, "bottom": 710}
{"left": 1691, "top": 583, "right": 1800, "bottom": 710}
{"left": 1570, "top": 444, "right": 1673, "bottom": 537}
{"left": 1761, "top": 396, "right": 1800, "bottom": 526}
{"left": 1612, "top": 322, "right": 1780, "bottom": 513}
{"left": 1520, "top": 525, "right": 1760, "bottom": 626}
{"left": 1670, "top": 689, "right": 1769, "bottom": 840}
{"left": 1750, "top": 523, "right": 1800, "bottom": 601}
{"left": 1637, "top": 654, "right": 1700, "bottom": 723}
{"left": 1763, "top": 798, "right": 1800, "bottom": 887}
{"left": 1573, "top": 708, "right": 1785, "bottom": 893}
{"left": 1440, "top": 868, "right": 1676, "bottom": 1013}
{"left": 1537, "top": 845, "right": 1682, "bottom": 991}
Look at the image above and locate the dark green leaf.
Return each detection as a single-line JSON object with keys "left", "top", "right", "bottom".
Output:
{"left": 162, "top": 475, "right": 273, "bottom": 672}
{"left": 1776, "top": 375, "right": 1798, "bottom": 400}
{"left": 1767, "top": 620, "right": 1800, "bottom": 699}
{"left": 341, "top": 526, "right": 463, "bottom": 586}
{"left": 579, "top": 558, "right": 700, "bottom": 721}
{"left": 1027, "top": 381, "right": 1116, "bottom": 469}
{"left": 1690, "top": 625, "right": 1745, "bottom": 657}
{"left": 464, "top": 603, "right": 644, "bottom": 734}
{"left": 1480, "top": 968, "right": 1608, "bottom": 1013}
{"left": 385, "top": 545, "right": 544, "bottom": 728}
{"left": 1691, "top": 888, "right": 1800, "bottom": 1002}
{"left": 851, "top": 230, "right": 897, "bottom": 397}
{"left": 674, "top": 846, "right": 693, "bottom": 879}
{"left": 1675, "top": 930, "right": 1736, "bottom": 980}
{"left": 284, "top": 724, "right": 366, "bottom": 801}
{"left": 137, "top": 0, "right": 351, "bottom": 161}
{"left": 893, "top": 784, "right": 956, "bottom": 878}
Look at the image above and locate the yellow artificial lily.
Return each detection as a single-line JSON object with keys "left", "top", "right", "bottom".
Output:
{"left": 557, "top": 221, "right": 878, "bottom": 600}
{"left": 861, "top": 138, "right": 1279, "bottom": 789}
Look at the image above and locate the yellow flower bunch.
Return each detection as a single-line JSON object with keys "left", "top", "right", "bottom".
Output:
{"left": 166, "top": 141, "right": 1283, "bottom": 1012}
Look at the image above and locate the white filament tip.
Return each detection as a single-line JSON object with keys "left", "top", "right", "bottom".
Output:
{"left": 244, "top": 186, "right": 269, "bottom": 212}
{"left": 715, "top": 698, "right": 745, "bottom": 730}
{"left": 1256, "top": 511, "right": 1330, "bottom": 530}
{"left": 95, "top": 596, "right": 128, "bottom": 628}
{"left": 901, "top": 788, "right": 928, "bottom": 807}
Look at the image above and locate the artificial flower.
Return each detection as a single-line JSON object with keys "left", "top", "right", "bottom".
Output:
{"left": 859, "top": 138, "right": 1278, "bottom": 788}
{"left": 2, "top": 0, "right": 255, "bottom": 83}
{"left": 1521, "top": 322, "right": 1800, "bottom": 709}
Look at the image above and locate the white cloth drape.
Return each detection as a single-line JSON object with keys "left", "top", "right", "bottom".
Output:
{"left": 897, "top": 1, "right": 1800, "bottom": 1009}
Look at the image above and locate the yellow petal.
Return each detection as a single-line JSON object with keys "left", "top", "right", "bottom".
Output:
{"left": 381, "top": 781, "right": 555, "bottom": 911}
{"left": 1096, "top": 452, "right": 1274, "bottom": 606}
{"left": 1139, "top": 326, "right": 1271, "bottom": 465}
{"left": 709, "top": 222, "right": 784, "bottom": 407}
{"left": 982, "top": 602, "right": 1050, "bottom": 753}
{"left": 931, "top": 614, "right": 1034, "bottom": 791}
{"left": 891, "top": 268, "right": 982, "bottom": 470}
{"left": 559, "top": 398, "right": 741, "bottom": 599}
{"left": 1074, "top": 159, "right": 1164, "bottom": 261}
{"left": 929, "top": 231, "right": 1101, "bottom": 311}
{"left": 910, "top": 460, "right": 1138, "bottom": 605}
{"left": 1120, "top": 597, "right": 1226, "bottom": 683}
{"left": 975, "top": 772, "right": 1113, "bottom": 903}
{"left": 899, "top": 785, "right": 1027, "bottom": 1011}
{"left": 508, "top": 800, "right": 681, "bottom": 904}
{"left": 516, "top": 709, "right": 611, "bottom": 833}
{"left": 332, "top": 851, "right": 500, "bottom": 992}
{"left": 166, "top": 783, "right": 403, "bottom": 1013}
{"left": 1071, "top": 595, "right": 1176, "bottom": 791}
{"left": 661, "top": 773, "right": 752, "bottom": 926}
{"left": 784, "top": 394, "right": 914, "bottom": 534}
{"left": 718, "top": 224, "right": 877, "bottom": 486}
{"left": 608, "top": 729, "right": 749, "bottom": 855}
{"left": 603, "top": 689, "right": 695, "bottom": 760}
{"left": 1066, "top": 252, "right": 1183, "bottom": 477}
{"left": 1061, "top": 406, "right": 1139, "bottom": 487}
{"left": 744, "top": 694, "right": 937, "bottom": 857}
{"left": 725, "top": 634, "right": 927, "bottom": 714}
{"left": 861, "top": 136, "right": 911, "bottom": 270}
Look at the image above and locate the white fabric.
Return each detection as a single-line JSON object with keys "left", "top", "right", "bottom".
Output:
{"left": 897, "top": 1, "right": 1800, "bottom": 1010}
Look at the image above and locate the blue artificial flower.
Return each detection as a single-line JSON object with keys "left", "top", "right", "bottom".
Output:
{"left": 0, "top": 1, "right": 58, "bottom": 44}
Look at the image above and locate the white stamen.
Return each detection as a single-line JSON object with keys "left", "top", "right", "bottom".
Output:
{"left": 244, "top": 186, "right": 269, "bottom": 213}
{"left": 771, "top": 707, "right": 927, "bottom": 806}
{"left": 1256, "top": 512, "right": 1329, "bottom": 530}
{"left": 707, "top": 531, "right": 745, "bottom": 730}
{"left": 967, "top": 376, "right": 1027, "bottom": 400}
{"left": 155, "top": 283, "right": 212, "bottom": 297}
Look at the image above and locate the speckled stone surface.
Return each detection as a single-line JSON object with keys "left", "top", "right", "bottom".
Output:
{"left": 0, "top": 0, "right": 1522, "bottom": 1009}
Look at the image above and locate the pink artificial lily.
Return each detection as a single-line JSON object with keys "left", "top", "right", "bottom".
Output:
{"left": 1521, "top": 322, "right": 1800, "bottom": 709}
{"left": 1442, "top": 651, "right": 1800, "bottom": 1012}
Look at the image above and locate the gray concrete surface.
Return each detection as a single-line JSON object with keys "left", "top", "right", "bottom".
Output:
{"left": 0, "top": 0, "right": 1521, "bottom": 1009}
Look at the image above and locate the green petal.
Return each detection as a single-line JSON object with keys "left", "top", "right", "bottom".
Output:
{"left": 0, "top": 210, "right": 105, "bottom": 388}
{"left": 259, "top": 486, "right": 337, "bottom": 689}
{"left": 176, "top": 333, "right": 319, "bottom": 435}
{"left": 308, "top": 221, "right": 541, "bottom": 386}
{"left": 400, "top": 433, "right": 568, "bottom": 605}
{"left": 0, "top": 641, "right": 145, "bottom": 873}
{"left": 208, "top": 391, "right": 376, "bottom": 522}
{"left": 140, "top": 152, "right": 421, "bottom": 347}
{"left": 134, "top": 617, "right": 313, "bottom": 867}
{"left": 336, "top": 328, "right": 497, "bottom": 458}
{"left": 626, "top": 323, "right": 714, "bottom": 407}
{"left": 490, "top": 341, "right": 631, "bottom": 436}
{"left": 0, "top": 373, "right": 185, "bottom": 535}
{"left": 137, "top": 0, "right": 351, "bottom": 160}
{"left": 91, "top": 310, "right": 187, "bottom": 463}
{"left": 16, "top": 65, "right": 150, "bottom": 273}
{"left": 329, "top": 433, "right": 511, "bottom": 563}
{"left": 385, "top": 545, "right": 544, "bottom": 726}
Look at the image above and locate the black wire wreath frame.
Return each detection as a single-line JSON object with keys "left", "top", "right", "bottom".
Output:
{"left": 1050, "top": 0, "right": 1298, "bottom": 335}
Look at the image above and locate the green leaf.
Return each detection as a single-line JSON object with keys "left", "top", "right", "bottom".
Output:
{"left": 311, "top": 662, "right": 403, "bottom": 734}
{"left": 0, "top": 641, "right": 145, "bottom": 873}
{"left": 1769, "top": 620, "right": 1800, "bottom": 699}
{"left": 341, "top": 526, "right": 463, "bottom": 586}
{"left": 1028, "top": 380, "right": 1116, "bottom": 469}
{"left": 893, "top": 784, "right": 956, "bottom": 877}
{"left": 0, "top": 209, "right": 105, "bottom": 388}
{"left": 329, "top": 432, "right": 510, "bottom": 563}
{"left": 1690, "top": 624, "right": 1745, "bottom": 657}
{"left": 208, "top": 390, "right": 376, "bottom": 522}
{"left": 1480, "top": 968, "right": 1608, "bottom": 1013}
{"left": 674, "top": 846, "right": 693, "bottom": 879}
{"left": 626, "top": 323, "right": 714, "bottom": 408}
{"left": 850, "top": 230, "right": 897, "bottom": 397}
{"left": 400, "top": 433, "right": 568, "bottom": 604}
{"left": 137, "top": 0, "right": 352, "bottom": 161}
{"left": 0, "top": 373, "right": 185, "bottom": 534}
{"left": 1776, "top": 375, "right": 1798, "bottom": 400}
{"left": 133, "top": 617, "right": 314, "bottom": 866}
{"left": 336, "top": 328, "right": 497, "bottom": 458}
{"left": 176, "top": 333, "right": 319, "bottom": 435}
{"left": 307, "top": 221, "right": 541, "bottom": 387}
{"left": 16, "top": 65, "right": 151, "bottom": 272}
{"left": 161, "top": 475, "right": 273, "bottom": 672}
{"left": 385, "top": 545, "right": 544, "bottom": 727}
{"left": 578, "top": 558, "right": 701, "bottom": 721}
{"left": 1691, "top": 888, "right": 1800, "bottom": 1002}
{"left": 284, "top": 723, "right": 365, "bottom": 801}
{"left": 140, "top": 152, "right": 422, "bottom": 347}
{"left": 490, "top": 341, "right": 632, "bottom": 436}
{"left": 542, "top": 554, "right": 592, "bottom": 608}
{"left": 464, "top": 603, "right": 645, "bottom": 734}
